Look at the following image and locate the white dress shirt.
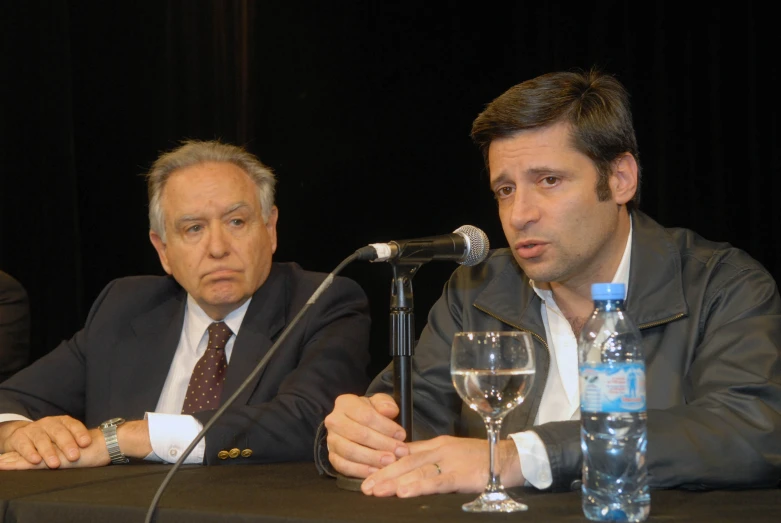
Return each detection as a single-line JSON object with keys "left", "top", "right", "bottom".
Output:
{"left": 0, "top": 294, "right": 251, "bottom": 465}
{"left": 509, "top": 221, "right": 632, "bottom": 488}
{"left": 145, "top": 295, "right": 250, "bottom": 463}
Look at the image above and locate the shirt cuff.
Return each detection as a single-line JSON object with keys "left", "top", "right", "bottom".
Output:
{"left": 509, "top": 431, "right": 553, "bottom": 489}
{"left": 145, "top": 412, "right": 205, "bottom": 464}
{"left": 0, "top": 414, "right": 32, "bottom": 424}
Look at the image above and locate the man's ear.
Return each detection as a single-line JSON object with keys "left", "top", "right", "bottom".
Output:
{"left": 265, "top": 206, "right": 279, "bottom": 255}
{"left": 149, "top": 230, "right": 172, "bottom": 275}
{"left": 610, "top": 153, "right": 639, "bottom": 206}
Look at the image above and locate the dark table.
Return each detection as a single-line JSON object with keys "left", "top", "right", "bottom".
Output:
{"left": 0, "top": 462, "right": 778, "bottom": 522}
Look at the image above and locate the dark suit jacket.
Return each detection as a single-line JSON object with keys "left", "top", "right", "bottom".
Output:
{"left": 0, "top": 271, "right": 30, "bottom": 383}
{"left": 0, "top": 262, "right": 371, "bottom": 464}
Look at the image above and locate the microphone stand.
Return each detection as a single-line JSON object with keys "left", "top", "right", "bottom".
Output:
{"left": 335, "top": 258, "right": 422, "bottom": 492}
{"left": 389, "top": 261, "right": 421, "bottom": 440}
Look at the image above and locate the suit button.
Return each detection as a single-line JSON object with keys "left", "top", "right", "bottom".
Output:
{"left": 217, "top": 450, "right": 230, "bottom": 460}
{"left": 241, "top": 449, "right": 253, "bottom": 458}
{"left": 570, "top": 479, "right": 583, "bottom": 491}
{"left": 229, "top": 448, "right": 240, "bottom": 459}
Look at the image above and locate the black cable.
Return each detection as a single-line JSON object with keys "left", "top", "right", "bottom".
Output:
{"left": 144, "top": 251, "right": 360, "bottom": 523}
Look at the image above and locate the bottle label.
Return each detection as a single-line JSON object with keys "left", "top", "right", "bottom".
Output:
{"left": 579, "top": 362, "right": 646, "bottom": 413}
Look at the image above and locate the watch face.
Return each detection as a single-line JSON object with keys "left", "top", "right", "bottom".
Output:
{"left": 101, "top": 417, "right": 126, "bottom": 429}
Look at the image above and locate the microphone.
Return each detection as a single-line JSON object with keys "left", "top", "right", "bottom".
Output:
{"left": 355, "top": 225, "right": 490, "bottom": 266}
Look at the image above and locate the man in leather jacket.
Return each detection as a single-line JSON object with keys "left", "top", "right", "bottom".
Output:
{"left": 319, "top": 68, "right": 781, "bottom": 496}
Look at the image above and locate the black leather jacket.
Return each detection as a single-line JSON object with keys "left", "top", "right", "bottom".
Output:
{"left": 362, "top": 211, "right": 781, "bottom": 491}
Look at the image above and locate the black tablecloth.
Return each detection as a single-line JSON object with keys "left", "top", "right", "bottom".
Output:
{"left": 0, "top": 462, "right": 778, "bottom": 522}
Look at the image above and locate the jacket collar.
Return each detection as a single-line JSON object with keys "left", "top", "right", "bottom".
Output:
{"left": 473, "top": 259, "right": 543, "bottom": 335}
{"left": 624, "top": 211, "right": 688, "bottom": 327}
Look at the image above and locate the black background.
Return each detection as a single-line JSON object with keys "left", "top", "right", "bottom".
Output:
{"left": 1, "top": 1, "right": 779, "bottom": 379}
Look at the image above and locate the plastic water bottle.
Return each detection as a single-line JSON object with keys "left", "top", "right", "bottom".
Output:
{"left": 578, "top": 283, "right": 650, "bottom": 522}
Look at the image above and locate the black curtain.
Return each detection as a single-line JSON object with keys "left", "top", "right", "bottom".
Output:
{"left": 2, "top": 1, "right": 779, "bottom": 379}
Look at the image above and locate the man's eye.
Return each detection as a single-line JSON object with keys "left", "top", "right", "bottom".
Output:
{"left": 230, "top": 218, "right": 245, "bottom": 226}
{"left": 186, "top": 224, "right": 202, "bottom": 234}
{"left": 494, "top": 186, "right": 513, "bottom": 198}
{"left": 541, "top": 176, "right": 559, "bottom": 186}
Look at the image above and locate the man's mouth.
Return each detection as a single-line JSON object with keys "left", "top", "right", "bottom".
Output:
{"left": 205, "top": 269, "right": 239, "bottom": 279}
{"left": 515, "top": 242, "right": 547, "bottom": 259}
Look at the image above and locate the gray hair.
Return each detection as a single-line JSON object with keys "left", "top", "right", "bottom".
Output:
{"left": 146, "top": 140, "right": 276, "bottom": 241}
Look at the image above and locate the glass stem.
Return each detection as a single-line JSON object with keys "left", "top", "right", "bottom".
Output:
{"left": 485, "top": 417, "right": 505, "bottom": 494}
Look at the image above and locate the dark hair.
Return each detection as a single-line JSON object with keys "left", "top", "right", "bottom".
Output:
{"left": 471, "top": 68, "right": 641, "bottom": 209}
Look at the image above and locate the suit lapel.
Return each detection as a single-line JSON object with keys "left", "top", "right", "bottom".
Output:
{"left": 222, "top": 264, "right": 287, "bottom": 406}
{"left": 109, "top": 285, "right": 187, "bottom": 420}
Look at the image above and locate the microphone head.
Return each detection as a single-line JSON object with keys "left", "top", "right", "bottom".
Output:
{"left": 454, "top": 225, "right": 490, "bottom": 266}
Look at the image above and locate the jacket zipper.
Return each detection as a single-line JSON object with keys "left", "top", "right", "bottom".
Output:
{"left": 638, "top": 312, "right": 685, "bottom": 330}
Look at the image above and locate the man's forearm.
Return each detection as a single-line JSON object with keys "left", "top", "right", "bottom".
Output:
{"left": 116, "top": 419, "right": 153, "bottom": 459}
{"left": 498, "top": 439, "right": 524, "bottom": 487}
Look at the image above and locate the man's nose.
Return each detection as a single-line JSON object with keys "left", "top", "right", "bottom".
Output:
{"left": 207, "top": 225, "right": 230, "bottom": 257}
{"left": 509, "top": 189, "right": 540, "bottom": 230}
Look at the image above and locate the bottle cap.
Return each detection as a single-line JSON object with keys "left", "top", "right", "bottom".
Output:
{"left": 591, "top": 282, "right": 626, "bottom": 300}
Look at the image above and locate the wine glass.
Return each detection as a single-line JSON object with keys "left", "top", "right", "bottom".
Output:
{"left": 450, "top": 330, "right": 535, "bottom": 512}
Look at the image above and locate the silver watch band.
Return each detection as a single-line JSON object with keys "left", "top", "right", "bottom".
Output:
{"left": 101, "top": 419, "right": 130, "bottom": 465}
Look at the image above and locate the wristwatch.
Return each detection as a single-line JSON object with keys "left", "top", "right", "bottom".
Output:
{"left": 99, "top": 417, "right": 130, "bottom": 464}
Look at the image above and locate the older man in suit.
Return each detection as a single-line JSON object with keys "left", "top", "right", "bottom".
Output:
{"left": 0, "top": 140, "right": 371, "bottom": 469}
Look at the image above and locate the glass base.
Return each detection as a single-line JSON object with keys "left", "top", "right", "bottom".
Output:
{"left": 462, "top": 491, "right": 528, "bottom": 513}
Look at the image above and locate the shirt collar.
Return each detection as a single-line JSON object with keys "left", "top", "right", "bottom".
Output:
{"left": 530, "top": 216, "right": 633, "bottom": 300}
{"left": 184, "top": 295, "right": 252, "bottom": 351}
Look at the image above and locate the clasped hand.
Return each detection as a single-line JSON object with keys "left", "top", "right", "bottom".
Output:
{"left": 324, "top": 393, "right": 523, "bottom": 497}
{"left": 0, "top": 415, "right": 140, "bottom": 470}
